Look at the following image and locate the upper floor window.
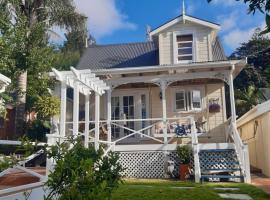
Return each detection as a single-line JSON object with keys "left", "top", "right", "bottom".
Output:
{"left": 176, "top": 34, "right": 193, "bottom": 63}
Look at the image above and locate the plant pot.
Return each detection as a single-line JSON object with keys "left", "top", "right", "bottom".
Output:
{"left": 179, "top": 164, "right": 189, "bottom": 180}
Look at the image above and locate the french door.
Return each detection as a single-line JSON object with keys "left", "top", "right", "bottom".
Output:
{"left": 111, "top": 91, "right": 149, "bottom": 141}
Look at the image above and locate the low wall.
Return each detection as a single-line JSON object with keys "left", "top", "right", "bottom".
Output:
{"left": 237, "top": 101, "right": 270, "bottom": 177}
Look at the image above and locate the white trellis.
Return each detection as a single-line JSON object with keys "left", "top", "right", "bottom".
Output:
{"left": 51, "top": 67, "right": 109, "bottom": 150}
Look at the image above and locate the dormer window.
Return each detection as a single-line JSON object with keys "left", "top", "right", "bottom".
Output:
{"left": 176, "top": 34, "right": 193, "bottom": 63}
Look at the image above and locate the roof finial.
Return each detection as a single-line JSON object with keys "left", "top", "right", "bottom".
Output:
{"left": 182, "top": 0, "right": 186, "bottom": 16}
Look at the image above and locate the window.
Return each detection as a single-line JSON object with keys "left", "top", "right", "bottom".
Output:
{"left": 175, "top": 91, "right": 185, "bottom": 110}
{"left": 175, "top": 89, "right": 202, "bottom": 111}
{"left": 192, "top": 90, "right": 201, "bottom": 110}
{"left": 176, "top": 34, "right": 193, "bottom": 63}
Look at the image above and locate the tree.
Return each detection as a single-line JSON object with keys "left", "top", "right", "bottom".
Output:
{"left": 45, "top": 139, "right": 123, "bottom": 200}
{"left": 231, "top": 28, "right": 270, "bottom": 90}
{"left": 235, "top": 85, "right": 264, "bottom": 116}
{"left": 208, "top": 0, "right": 270, "bottom": 33}
{"left": 228, "top": 29, "right": 270, "bottom": 116}
{"left": 0, "top": 0, "right": 87, "bottom": 137}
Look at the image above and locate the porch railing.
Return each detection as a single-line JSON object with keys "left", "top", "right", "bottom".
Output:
{"left": 228, "top": 122, "right": 251, "bottom": 183}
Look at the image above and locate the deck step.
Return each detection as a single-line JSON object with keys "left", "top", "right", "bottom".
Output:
{"left": 201, "top": 175, "right": 243, "bottom": 180}
{"left": 201, "top": 161, "right": 239, "bottom": 165}
{"left": 202, "top": 168, "right": 241, "bottom": 173}
{"left": 200, "top": 149, "right": 235, "bottom": 153}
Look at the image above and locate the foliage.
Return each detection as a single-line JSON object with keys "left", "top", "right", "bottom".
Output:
{"left": 208, "top": 0, "right": 270, "bottom": 34}
{"left": 176, "top": 145, "right": 192, "bottom": 164}
{"left": 0, "top": 0, "right": 87, "bottom": 136}
{"left": 235, "top": 85, "right": 264, "bottom": 116}
{"left": 228, "top": 29, "right": 270, "bottom": 116}
{"left": 35, "top": 96, "right": 60, "bottom": 120}
{"left": 53, "top": 50, "right": 81, "bottom": 71}
{"left": 0, "top": 154, "right": 17, "bottom": 172}
{"left": 26, "top": 119, "right": 50, "bottom": 142}
{"left": 45, "top": 138, "right": 123, "bottom": 200}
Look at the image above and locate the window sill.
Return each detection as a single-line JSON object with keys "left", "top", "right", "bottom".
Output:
{"left": 174, "top": 110, "right": 203, "bottom": 114}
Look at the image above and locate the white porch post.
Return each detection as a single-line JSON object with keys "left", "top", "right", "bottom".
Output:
{"left": 160, "top": 80, "right": 168, "bottom": 144}
{"left": 107, "top": 89, "right": 112, "bottom": 143}
{"left": 73, "top": 81, "right": 79, "bottom": 136}
{"left": 84, "top": 93, "right": 90, "bottom": 148}
{"left": 60, "top": 82, "right": 67, "bottom": 138}
{"left": 228, "top": 67, "right": 237, "bottom": 123}
{"left": 95, "top": 92, "right": 100, "bottom": 150}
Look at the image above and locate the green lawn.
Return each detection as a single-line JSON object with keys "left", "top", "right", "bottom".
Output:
{"left": 112, "top": 179, "right": 270, "bottom": 200}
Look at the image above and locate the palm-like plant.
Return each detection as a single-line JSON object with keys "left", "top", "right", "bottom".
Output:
{"left": 0, "top": 0, "right": 87, "bottom": 137}
{"left": 235, "top": 85, "right": 264, "bottom": 116}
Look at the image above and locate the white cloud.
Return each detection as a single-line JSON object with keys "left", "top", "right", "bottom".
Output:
{"left": 74, "top": 0, "right": 137, "bottom": 39}
{"left": 211, "top": 0, "right": 240, "bottom": 6}
{"left": 218, "top": 12, "right": 238, "bottom": 32}
{"left": 223, "top": 23, "right": 267, "bottom": 50}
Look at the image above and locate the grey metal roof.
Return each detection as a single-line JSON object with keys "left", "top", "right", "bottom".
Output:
{"left": 212, "top": 37, "right": 227, "bottom": 61}
{"left": 76, "top": 42, "right": 159, "bottom": 70}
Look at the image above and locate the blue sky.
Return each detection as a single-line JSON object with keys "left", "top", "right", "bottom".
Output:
{"left": 71, "top": 0, "right": 266, "bottom": 56}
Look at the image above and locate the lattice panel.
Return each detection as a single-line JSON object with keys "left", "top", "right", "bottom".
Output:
{"left": 199, "top": 150, "right": 239, "bottom": 171}
{"left": 118, "top": 151, "right": 180, "bottom": 179}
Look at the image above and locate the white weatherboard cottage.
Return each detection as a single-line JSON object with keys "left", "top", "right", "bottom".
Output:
{"left": 50, "top": 9, "right": 251, "bottom": 183}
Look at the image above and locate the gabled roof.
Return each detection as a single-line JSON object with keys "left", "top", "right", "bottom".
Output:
{"left": 150, "top": 14, "right": 220, "bottom": 36}
{"left": 76, "top": 42, "right": 159, "bottom": 70}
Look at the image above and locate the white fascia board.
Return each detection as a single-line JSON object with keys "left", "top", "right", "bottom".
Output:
{"left": 184, "top": 16, "right": 220, "bottom": 30}
{"left": 150, "top": 17, "right": 182, "bottom": 36}
{"left": 93, "top": 60, "right": 246, "bottom": 76}
{"left": 150, "top": 15, "right": 220, "bottom": 37}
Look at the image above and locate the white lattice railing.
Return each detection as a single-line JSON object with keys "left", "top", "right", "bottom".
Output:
{"left": 228, "top": 122, "right": 251, "bottom": 183}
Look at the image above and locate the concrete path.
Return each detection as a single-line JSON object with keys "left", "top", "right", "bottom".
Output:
{"left": 251, "top": 173, "right": 270, "bottom": 194}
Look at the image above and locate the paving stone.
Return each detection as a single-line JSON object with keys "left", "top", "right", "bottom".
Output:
{"left": 218, "top": 193, "right": 252, "bottom": 200}
{"left": 214, "top": 187, "right": 240, "bottom": 191}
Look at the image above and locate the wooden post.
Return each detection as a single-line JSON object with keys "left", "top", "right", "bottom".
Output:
{"left": 228, "top": 67, "right": 236, "bottom": 123}
{"left": 60, "top": 82, "right": 67, "bottom": 138}
{"left": 73, "top": 81, "right": 79, "bottom": 136}
{"left": 84, "top": 93, "right": 90, "bottom": 148}
{"left": 95, "top": 92, "right": 100, "bottom": 150}
{"left": 160, "top": 81, "right": 168, "bottom": 144}
{"left": 107, "top": 89, "right": 112, "bottom": 143}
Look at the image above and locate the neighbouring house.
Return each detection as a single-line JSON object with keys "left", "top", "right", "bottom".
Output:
{"left": 237, "top": 100, "right": 270, "bottom": 177}
{"left": 0, "top": 73, "right": 12, "bottom": 140}
{"left": 49, "top": 10, "right": 251, "bottom": 183}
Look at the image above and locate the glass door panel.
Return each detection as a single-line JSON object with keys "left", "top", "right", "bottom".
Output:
{"left": 111, "top": 96, "right": 120, "bottom": 139}
{"left": 123, "top": 96, "right": 135, "bottom": 136}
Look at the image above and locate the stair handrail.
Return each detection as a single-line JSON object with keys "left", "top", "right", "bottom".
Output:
{"left": 190, "top": 117, "right": 201, "bottom": 183}
{"left": 229, "top": 122, "right": 251, "bottom": 183}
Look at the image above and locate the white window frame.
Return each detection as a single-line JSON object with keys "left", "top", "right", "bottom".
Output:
{"left": 174, "top": 90, "right": 186, "bottom": 111}
{"left": 172, "top": 86, "right": 204, "bottom": 113}
{"left": 173, "top": 31, "right": 197, "bottom": 64}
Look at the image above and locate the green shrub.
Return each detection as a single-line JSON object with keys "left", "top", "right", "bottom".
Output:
{"left": 45, "top": 138, "right": 123, "bottom": 200}
{"left": 176, "top": 145, "right": 192, "bottom": 164}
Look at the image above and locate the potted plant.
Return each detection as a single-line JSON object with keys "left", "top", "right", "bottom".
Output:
{"left": 176, "top": 145, "right": 192, "bottom": 180}
{"left": 209, "top": 98, "right": 221, "bottom": 113}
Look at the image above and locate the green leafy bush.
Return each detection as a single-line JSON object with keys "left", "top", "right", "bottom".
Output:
{"left": 45, "top": 139, "right": 123, "bottom": 200}
{"left": 176, "top": 145, "right": 192, "bottom": 164}
{"left": 35, "top": 95, "right": 60, "bottom": 120}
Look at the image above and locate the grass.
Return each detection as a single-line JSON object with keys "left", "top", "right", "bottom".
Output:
{"left": 112, "top": 179, "right": 270, "bottom": 200}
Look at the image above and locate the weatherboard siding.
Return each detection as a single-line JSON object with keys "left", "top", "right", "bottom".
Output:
{"left": 158, "top": 21, "right": 213, "bottom": 65}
